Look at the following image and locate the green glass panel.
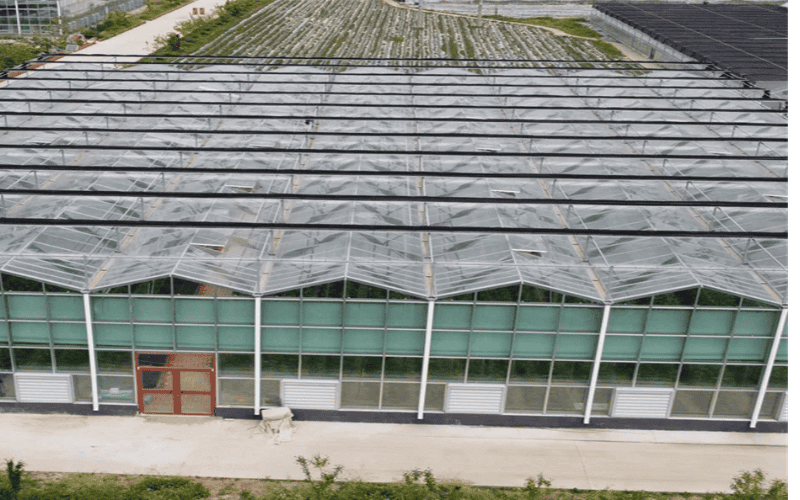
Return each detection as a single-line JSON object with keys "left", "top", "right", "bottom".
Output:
{"left": 597, "top": 362, "right": 635, "bottom": 386}
{"left": 301, "top": 355, "right": 340, "bottom": 378}
{"left": 433, "top": 304, "right": 471, "bottom": 330}
{"left": 635, "top": 363, "right": 679, "bottom": 387}
{"left": 54, "top": 349, "right": 89, "bottom": 372}
{"left": 301, "top": 328, "right": 341, "bottom": 353}
{"left": 133, "top": 324, "right": 173, "bottom": 349}
{"left": 342, "top": 356, "right": 382, "bottom": 379}
{"left": 0, "top": 300, "right": 5, "bottom": 319}
{"left": 424, "top": 383, "right": 446, "bottom": 410}
{"left": 13, "top": 348, "right": 52, "bottom": 371}
{"left": 511, "top": 333, "right": 555, "bottom": 358}
{"left": 381, "top": 382, "right": 420, "bottom": 409}
{"left": 546, "top": 387, "right": 588, "bottom": 414}
{"left": 8, "top": 295, "right": 47, "bottom": 319}
{"left": 469, "top": 331, "right": 512, "bottom": 357}
{"left": 94, "top": 324, "right": 132, "bottom": 347}
{"left": 384, "top": 357, "right": 422, "bottom": 380}
{"left": 262, "top": 300, "right": 301, "bottom": 326}
{"left": 516, "top": 306, "right": 560, "bottom": 332}
{"left": 175, "top": 299, "right": 215, "bottom": 324}
{"left": 430, "top": 330, "right": 469, "bottom": 356}
{"left": 467, "top": 359, "right": 508, "bottom": 382}
{"left": 51, "top": 323, "right": 87, "bottom": 346}
{"left": 554, "top": 334, "right": 597, "bottom": 359}
{"left": 97, "top": 351, "right": 132, "bottom": 373}
{"left": 678, "top": 364, "right": 721, "bottom": 387}
{"left": 0, "top": 348, "right": 11, "bottom": 371}
{"left": 640, "top": 335, "right": 684, "bottom": 361}
{"left": 219, "top": 378, "right": 254, "bottom": 406}
{"left": 505, "top": 386, "right": 547, "bottom": 413}
{"left": 551, "top": 361, "right": 591, "bottom": 384}
{"left": 342, "top": 329, "right": 384, "bottom": 354}
{"left": 218, "top": 300, "right": 254, "bottom": 325}
{"left": 218, "top": 326, "right": 253, "bottom": 351}
{"left": 720, "top": 365, "right": 762, "bottom": 388}
{"left": 302, "top": 302, "right": 343, "bottom": 326}
{"left": 509, "top": 360, "right": 550, "bottom": 383}
{"left": 176, "top": 325, "right": 215, "bottom": 350}
{"left": 607, "top": 308, "right": 647, "bottom": 333}
{"left": 768, "top": 366, "right": 787, "bottom": 389}
{"left": 386, "top": 303, "right": 427, "bottom": 328}
{"left": 671, "top": 390, "right": 713, "bottom": 416}
{"left": 733, "top": 311, "right": 778, "bottom": 335}
{"left": 98, "top": 376, "right": 135, "bottom": 403}
{"left": 559, "top": 307, "right": 602, "bottom": 332}
{"left": 726, "top": 337, "right": 769, "bottom": 362}
{"left": 713, "top": 391, "right": 757, "bottom": 418}
{"left": 602, "top": 335, "right": 641, "bottom": 360}
{"left": 10, "top": 322, "right": 49, "bottom": 344}
{"left": 472, "top": 305, "right": 515, "bottom": 330}
{"left": 688, "top": 310, "right": 735, "bottom": 335}
{"left": 132, "top": 298, "right": 172, "bottom": 323}
{"left": 427, "top": 358, "right": 466, "bottom": 381}
{"left": 92, "top": 297, "right": 130, "bottom": 322}
{"left": 341, "top": 381, "right": 380, "bottom": 409}
{"left": 261, "top": 327, "right": 300, "bottom": 352}
{"left": 48, "top": 296, "right": 84, "bottom": 320}
{"left": 775, "top": 339, "right": 787, "bottom": 362}
{"left": 682, "top": 337, "right": 727, "bottom": 362}
{"left": 0, "top": 322, "right": 8, "bottom": 342}
{"left": 384, "top": 330, "right": 425, "bottom": 355}
{"left": 261, "top": 354, "right": 298, "bottom": 377}
{"left": 645, "top": 309, "right": 691, "bottom": 334}
{"left": 219, "top": 353, "right": 254, "bottom": 377}
{"left": 344, "top": 302, "right": 385, "bottom": 327}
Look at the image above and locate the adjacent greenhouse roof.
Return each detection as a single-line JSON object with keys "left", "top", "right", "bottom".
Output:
{"left": 0, "top": 56, "right": 788, "bottom": 304}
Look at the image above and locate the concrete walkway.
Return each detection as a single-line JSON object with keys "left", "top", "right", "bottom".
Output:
{"left": 0, "top": 413, "right": 787, "bottom": 492}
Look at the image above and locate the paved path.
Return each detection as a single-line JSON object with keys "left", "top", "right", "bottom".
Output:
{"left": 0, "top": 413, "right": 787, "bottom": 492}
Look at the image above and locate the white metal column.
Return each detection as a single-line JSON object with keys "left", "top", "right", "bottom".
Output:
{"left": 584, "top": 304, "right": 611, "bottom": 424}
{"left": 13, "top": 0, "right": 22, "bottom": 35}
{"left": 750, "top": 307, "right": 788, "bottom": 428}
{"left": 417, "top": 300, "right": 435, "bottom": 419}
{"left": 254, "top": 295, "right": 262, "bottom": 415}
{"left": 82, "top": 293, "right": 99, "bottom": 411}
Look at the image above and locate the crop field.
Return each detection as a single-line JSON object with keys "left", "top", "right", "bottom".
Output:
{"left": 169, "top": 0, "right": 622, "bottom": 66}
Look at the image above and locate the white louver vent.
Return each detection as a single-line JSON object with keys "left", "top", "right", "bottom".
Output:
{"left": 280, "top": 380, "right": 340, "bottom": 410}
{"left": 611, "top": 388, "right": 674, "bottom": 418}
{"left": 14, "top": 373, "right": 74, "bottom": 403}
{"left": 445, "top": 384, "right": 505, "bottom": 414}
{"left": 778, "top": 392, "right": 788, "bottom": 422}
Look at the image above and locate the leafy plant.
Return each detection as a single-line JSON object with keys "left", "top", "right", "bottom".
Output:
{"left": 523, "top": 474, "right": 552, "bottom": 500}
{"left": 729, "top": 469, "right": 788, "bottom": 500}
{"left": 2, "top": 460, "right": 24, "bottom": 500}
{"left": 295, "top": 454, "right": 343, "bottom": 500}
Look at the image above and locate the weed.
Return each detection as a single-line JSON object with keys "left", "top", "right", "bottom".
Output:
{"left": 483, "top": 16, "right": 601, "bottom": 39}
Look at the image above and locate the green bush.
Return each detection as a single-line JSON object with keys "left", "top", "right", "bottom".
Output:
{"left": 0, "top": 43, "right": 43, "bottom": 73}
{"left": 126, "top": 476, "right": 210, "bottom": 499}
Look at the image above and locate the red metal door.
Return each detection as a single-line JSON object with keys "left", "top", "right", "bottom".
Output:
{"left": 136, "top": 353, "right": 216, "bottom": 415}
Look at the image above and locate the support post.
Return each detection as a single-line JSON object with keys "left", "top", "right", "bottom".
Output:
{"left": 254, "top": 295, "right": 262, "bottom": 415}
{"left": 583, "top": 303, "right": 611, "bottom": 424}
{"left": 82, "top": 293, "right": 99, "bottom": 411}
{"left": 417, "top": 300, "right": 435, "bottom": 419}
{"left": 750, "top": 307, "right": 787, "bottom": 428}
{"left": 13, "top": 0, "right": 22, "bottom": 35}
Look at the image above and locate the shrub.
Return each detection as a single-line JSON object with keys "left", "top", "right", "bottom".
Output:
{"left": 126, "top": 476, "right": 210, "bottom": 499}
{"left": 729, "top": 469, "right": 788, "bottom": 500}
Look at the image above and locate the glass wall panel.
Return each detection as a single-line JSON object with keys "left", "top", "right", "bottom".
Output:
{"left": 472, "top": 305, "right": 515, "bottom": 330}
{"left": 678, "top": 364, "right": 721, "bottom": 387}
{"left": 645, "top": 309, "right": 691, "bottom": 334}
{"left": 218, "top": 326, "right": 254, "bottom": 351}
{"left": 607, "top": 308, "right": 647, "bottom": 333}
{"left": 92, "top": 297, "right": 130, "bottom": 322}
{"left": 10, "top": 322, "right": 49, "bottom": 344}
{"left": 7, "top": 295, "right": 47, "bottom": 319}
{"left": 260, "top": 379, "right": 281, "bottom": 406}
{"left": 13, "top": 348, "right": 52, "bottom": 370}
{"left": 301, "top": 302, "right": 343, "bottom": 326}
{"left": 0, "top": 348, "right": 10, "bottom": 370}
{"left": 559, "top": 307, "right": 602, "bottom": 332}
{"left": 51, "top": 323, "right": 87, "bottom": 346}
{"left": 0, "top": 322, "right": 7, "bottom": 342}
{"left": 342, "top": 356, "right": 382, "bottom": 379}
{"left": 467, "top": 359, "right": 508, "bottom": 382}
{"left": 767, "top": 366, "right": 787, "bottom": 389}
{"left": 591, "top": 388, "right": 613, "bottom": 415}
{"left": 343, "top": 302, "right": 384, "bottom": 327}
{"left": 383, "top": 357, "right": 422, "bottom": 380}
{"left": 516, "top": 306, "right": 560, "bottom": 332}
{"left": 98, "top": 375, "right": 134, "bottom": 402}
{"left": 602, "top": 335, "right": 641, "bottom": 360}
{"left": 137, "top": 353, "right": 171, "bottom": 367}
{"left": 301, "top": 328, "right": 341, "bottom": 353}
{"left": 132, "top": 298, "right": 172, "bottom": 323}
{"left": 386, "top": 303, "right": 427, "bottom": 329}
{"left": 0, "top": 374, "right": 15, "bottom": 398}
{"left": 381, "top": 382, "right": 419, "bottom": 409}
{"left": 262, "top": 301, "right": 301, "bottom": 325}
{"left": 433, "top": 304, "right": 471, "bottom": 330}
{"left": 301, "top": 355, "right": 340, "bottom": 378}
{"left": 775, "top": 339, "right": 787, "bottom": 362}
{"left": 219, "top": 378, "right": 254, "bottom": 406}
{"left": 217, "top": 300, "right": 253, "bottom": 325}
{"left": 713, "top": 391, "right": 756, "bottom": 418}
{"left": 505, "top": 386, "right": 546, "bottom": 413}
{"left": 681, "top": 337, "right": 727, "bottom": 362}
{"left": 176, "top": 325, "right": 215, "bottom": 350}
{"left": 219, "top": 353, "right": 254, "bottom": 377}
{"left": 340, "top": 381, "right": 380, "bottom": 408}
{"left": 48, "top": 296, "right": 84, "bottom": 320}
{"left": 175, "top": 299, "right": 215, "bottom": 324}
{"left": 671, "top": 390, "right": 713, "bottom": 417}
{"left": 732, "top": 311, "right": 778, "bottom": 335}
{"left": 262, "top": 327, "right": 300, "bottom": 352}
{"left": 424, "top": 383, "right": 445, "bottom": 411}
{"left": 726, "top": 338, "right": 769, "bottom": 362}
{"left": 720, "top": 365, "right": 761, "bottom": 388}
{"left": 133, "top": 324, "right": 173, "bottom": 349}
{"left": 469, "top": 331, "right": 512, "bottom": 357}
{"left": 261, "top": 354, "right": 298, "bottom": 378}
{"left": 97, "top": 350, "right": 132, "bottom": 373}
{"left": 55, "top": 349, "right": 89, "bottom": 372}
{"left": 509, "top": 360, "right": 550, "bottom": 383}
{"left": 427, "top": 358, "right": 466, "bottom": 382}
{"left": 512, "top": 333, "right": 555, "bottom": 358}
{"left": 342, "top": 329, "right": 383, "bottom": 354}
{"left": 550, "top": 361, "right": 591, "bottom": 384}
{"left": 635, "top": 363, "right": 679, "bottom": 387}
{"left": 546, "top": 387, "right": 587, "bottom": 414}
{"left": 94, "top": 324, "right": 133, "bottom": 347}
{"left": 430, "top": 331, "right": 469, "bottom": 356}
{"left": 688, "top": 310, "right": 735, "bottom": 335}
{"left": 384, "top": 330, "right": 425, "bottom": 355}
{"left": 597, "top": 363, "right": 634, "bottom": 386}
{"left": 73, "top": 374, "right": 92, "bottom": 401}
{"left": 759, "top": 392, "right": 783, "bottom": 419}
{"left": 639, "top": 335, "right": 684, "bottom": 361}
{"left": 554, "top": 334, "right": 596, "bottom": 359}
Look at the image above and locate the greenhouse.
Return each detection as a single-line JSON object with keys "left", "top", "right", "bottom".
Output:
{"left": 0, "top": 56, "right": 787, "bottom": 430}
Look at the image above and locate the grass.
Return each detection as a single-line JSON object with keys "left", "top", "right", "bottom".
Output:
{"left": 0, "top": 39, "right": 49, "bottom": 72}
{"left": 483, "top": 16, "right": 602, "bottom": 39}
{"left": 591, "top": 39, "right": 624, "bottom": 59}
{"left": 81, "top": 0, "right": 193, "bottom": 40}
